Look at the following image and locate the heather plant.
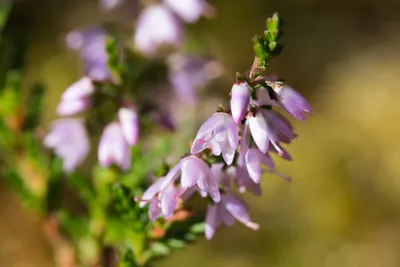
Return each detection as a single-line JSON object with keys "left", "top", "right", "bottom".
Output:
{"left": 0, "top": 1, "right": 311, "bottom": 266}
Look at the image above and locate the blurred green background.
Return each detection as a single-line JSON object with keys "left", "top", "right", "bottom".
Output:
{"left": 2, "top": 0, "right": 400, "bottom": 266}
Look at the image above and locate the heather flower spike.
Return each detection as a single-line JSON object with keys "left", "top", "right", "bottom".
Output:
{"left": 98, "top": 122, "right": 131, "bottom": 170}
{"left": 191, "top": 112, "right": 238, "bottom": 165}
{"left": 230, "top": 81, "right": 250, "bottom": 124}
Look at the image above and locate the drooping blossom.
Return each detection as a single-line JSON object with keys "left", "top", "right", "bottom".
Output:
{"left": 230, "top": 81, "right": 250, "bottom": 124}
{"left": 162, "top": 155, "right": 220, "bottom": 202}
{"left": 134, "top": 4, "right": 182, "bottom": 55}
{"left": 98, "top": 122, "right": 131, "bottom": 170}
{"left": 136, "top": 177, "right": 180, "bottom": 220}
{"left": 118, "top": 106, "right": 139, "bottom": 146}
{"left": 235, "top": 156, "right": 262, "bottom": 196}
{"left": 164, "top": 0, "right": 212, "bottom": 23}
{"left": 44, "top": 119, "right": 90, "bottom": 173}
{"left": 191, "top": 112, "right": 238, "bottom": 165}
{"left": 247, "top": 108, "right": 295, "bottom": 154}
{"left": 168, "top": 54, "right": 224, "bottom": 103}
{"left": 205, "top": 192, "right": 259, "bottom": 239}
{"left": 57, "top": 77, "right": 94, "bottom": 116}
{"left": 270, "top": 82, "right": 312, "bottom": 120}
{"left": 66, "top": 26, "right": 113, "bottom": 81}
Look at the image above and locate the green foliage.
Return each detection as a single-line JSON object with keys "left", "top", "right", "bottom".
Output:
{"left": 251, "top": 12, "right": 284, "bottom": 78}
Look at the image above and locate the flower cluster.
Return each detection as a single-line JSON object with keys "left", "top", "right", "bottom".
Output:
{"left": 137, "top": 76, "right": 311, "bottom": 239}
{"left": 44, "top": 0, "right": 219, "bottom": 173}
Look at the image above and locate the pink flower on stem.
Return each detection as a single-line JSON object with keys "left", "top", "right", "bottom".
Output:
{"left": 205, "top": 192, "right": 259, "bottom": 240}
{"left": 164, "top": 0, "right": 212, "bottom": 23}
{"left": 134, "top": 4, "right": 182, "bottom": 55}
{"left": 247, "top": 109, "right": 295, "bottom": 154}
{"left": 118, "top": 107, "right": 139, "bottom": 146}
{"left": 230, "top": 81, "right": 250, "bottom": 124}
{"left": 98, "top": 122, "right": 131, "bottom": 170}
{"left": 191, "top": 112, "right": 238, "bottom": 165}
{"left": 44, "top": 119, "right": 90, "bottom": 173}
{"left": 57, "top": 77, "right": 94, "bottom": 116}
{"left": 136, "top": 177, "right": 180, "bottom": 220}
{"left": 272, "top": 83, "right": 312, "bottom": 120}
{"left": 163, "top": 155, "right": 220, "bottom": 203}
{"left": 66, "top": 27, "right": 113, "bottom": 82}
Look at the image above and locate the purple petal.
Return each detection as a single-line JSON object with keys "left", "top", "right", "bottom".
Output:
{"left": 205, "top": 204, "right": 221, "bottom": 240}
{"left": 161, "top": 161, "right": 182, "bottom": 189}
{"left": 258, "top": 150, "right": 275, "bottom": 169}
{"left": 206, "top": 172, "right": 221, "bottom": 203}
{"left": 44, "top": 119, "right": 90, "bottom": 173}
{"left": 230, "top": 82, "right": 250, "bottom": 124}
{"left": 225, "top": 115, "right": 239, "bottom": 149}
{"left": 140, "top": 177, "right": 167, "bottom": 208}
{"left": 278, "top": 86, "right": 312, "bottom": 120}
{"left": 57, "top": 98, "right": 90, "bottom": 116}
{"left": 221, "top": 193, "right": 259, "bottom": 231}
{"left": 164, "top": 0, "right": 208, "bottom": 23}
{"left": 160, "top": 184, "right": 178, "bottom": 219}
{"left": 248, "top": 111, "right": 269, "bottom": 153}
{"left": 245, "top": 149, "right": 262, "bottom": 183}
{"left": 61, "top": 77, "right": 94, "bottom": 101}
{"left": 118, "top": 107, "right": 139, "bottom": 146}
{"left": 222, "top": 146, "right": 235, "bottom": 166}
{"left": 98, "top": 122, "right": 131, "bottom": 170}
{"left": 149, "top": 198, "right": 162, "bottom": 221}
{"left": 180, "top": 156, "right": 203, "bottom": 188}
{"left": 220, "top": 206, "right": 235, "bottom": 227}
{"left": 134, "top": 5, "right": 182, "bottom": 55}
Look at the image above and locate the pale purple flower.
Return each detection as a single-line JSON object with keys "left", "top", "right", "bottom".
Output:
{"left": 134, "top": 4, "right": 182, "bottom": 55}
{"left": 99, "top": 0, "right": 126, "bottom": 10}
{"left": 191, "top": 112, "right": 238, "bottom": 165}
{"left": 118, "top": 107, "right": 139, "bottom": 146}
{"left": 44, "top": 119, "right": 90, "bottom": 173}
{"left": 136, "top": 177, "right": 179, "bottom": 220}
{"left": 164, "top": 0, "right": 211, "bottom": 23}
{"left": 57, "top": 77, "right": 94, "bottom": 116}
{"left": 247, "top": 109, "right": 295, "bottom": 154}
{"left": 163, "top": 155, "right": 220, "bottom": 202}
{"left": 66, "top": 27, "right": 112, "bottom": 81}
{"left": 235, "top": 156, "right": 262, "bottom": 196}
{"left": 168, "top": 54, "right": 223, "bottom": 103}
{"left": 205, "top": 192, "right": 259, "bottom": 239}
{"left": 98, "top": 122, "right": 131, "bottom": 170}
{"left": 230, "top": 81, "right": 250, "bottom": 124}
{"left": 271, "top": 83, "right": 312, "bottom": 120}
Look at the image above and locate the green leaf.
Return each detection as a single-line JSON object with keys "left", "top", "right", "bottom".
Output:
{"left": 167, "top": 238, "right": 186, "bottom": 249}
{"left": 150, "top": 242, "right": 171, "bottom": 256}
{"left": 190, "top": 222, "right": 205, "bottom": 234}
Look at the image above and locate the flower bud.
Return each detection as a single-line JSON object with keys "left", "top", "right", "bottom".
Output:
{"left": 98, "top": 122, "right": 131, "bottom": 170}
{"left": 118, "top": 107, "right": 139, "bottom": 146}
{"left": 230, "top": 81, "right": 250, "bottom": 124}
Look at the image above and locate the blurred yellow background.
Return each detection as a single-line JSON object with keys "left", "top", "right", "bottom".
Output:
{"left": 2, "top": 0, "right": 400, "bottom": 266}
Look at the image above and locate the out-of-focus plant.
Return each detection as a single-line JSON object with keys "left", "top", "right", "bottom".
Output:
{"left": 0, "top": 1, "right": 311, "bottom": 266}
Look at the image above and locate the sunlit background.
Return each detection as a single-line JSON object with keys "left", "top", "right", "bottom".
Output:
{"left": 2, "top": 0, "right": 400, "bottom": 266}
